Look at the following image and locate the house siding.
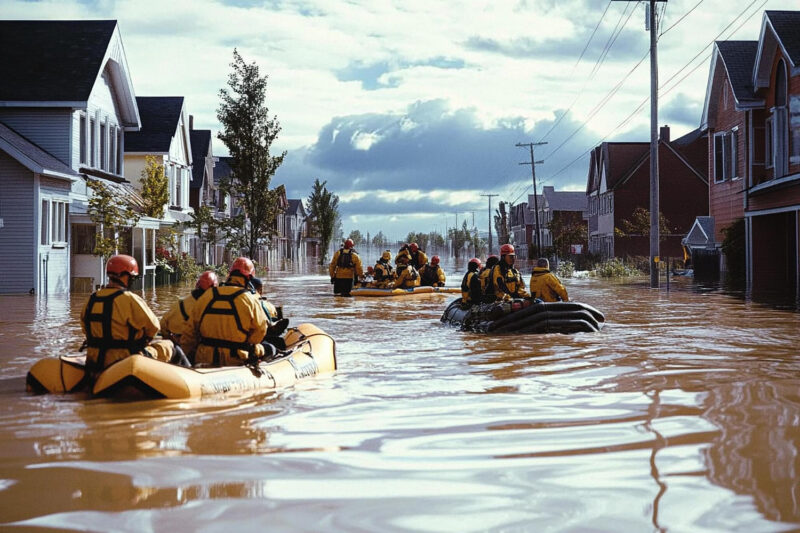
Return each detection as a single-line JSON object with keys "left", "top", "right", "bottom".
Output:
{"left": 0, "top": 108, "right": 72, "bottom": 166}
{"left": 0, "top": 151, "right": 34, "bottom": 293}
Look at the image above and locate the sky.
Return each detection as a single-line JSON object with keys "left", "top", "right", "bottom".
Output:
{"left": 4, "top": 0, "right": 796, "bottom": 241}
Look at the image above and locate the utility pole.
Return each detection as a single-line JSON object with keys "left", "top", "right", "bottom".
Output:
{"left": 481, "top": 193, "right": 498, "bottom": 255}
{"left": 613, "top": 0, "right": 665, "bottom": 288}
{"left": 516, "top": 141, "right": 546, "bottom": 258}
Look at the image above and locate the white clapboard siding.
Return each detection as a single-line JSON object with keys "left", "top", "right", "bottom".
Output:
{"left": 0, "top": 108, "right": 72, "bottom": 166}
{"left": 0, "top": 151, "right": 35, "bottom": 293}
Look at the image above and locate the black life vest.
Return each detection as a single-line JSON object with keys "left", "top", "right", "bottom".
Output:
{"left": 82, "top": 289, "right": 147, "bottom": 371}
{"left": 410, "top": 250, "right": 425, "bottom": 269}
{"left": 336, "top": 249, "right": 354, "bottom": 268}
{"left": 398, "top": 265, "right": 418, "bottom": 280}
{"left": 198, "top": 286, "right": 254, "bottom": 366}
{"left": 374, "top": 260, "right": 393, "bottom": 281}
{"left": 420, "top": 265, "right": 440, "bottom": 286}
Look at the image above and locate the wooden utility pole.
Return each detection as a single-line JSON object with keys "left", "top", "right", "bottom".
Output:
{"left": 516, "top": 142, "right": 546, "bottom": 257}
{"left": 481, "top": 193, "right": 498, "bottom": 255}
{"left": 612, "top": 0, "right": 666, "bottom": 288}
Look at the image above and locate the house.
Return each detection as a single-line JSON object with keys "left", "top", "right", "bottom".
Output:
{"left": 188, "top": 121, "right": 221, "bottom": 264}
{"left": 0, "top": 20, "right": 146, "bottom": 294}
{"left": 585, "top": 126, "right": 709, "bottom": 260}
{"left": 124, "top": 96, "right": 194, "bottom": 275}
{"left": 509, "top": 199, "right": 536, "bottom": 259}
{"left": 699, "top": 10, "right": 800, "bottom": 296}
{"left": 283, "top": 199, "right": 308, "bottom": 262}
{"left": 534, "top": 186, "right": 589, "bottom": 255}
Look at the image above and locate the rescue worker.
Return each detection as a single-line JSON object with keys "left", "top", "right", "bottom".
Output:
{"left": 250, "top": 277, "right": 290, "bottom": 352}
{"left": 461, "top": 258, "right": 483, "bottom": 306}
{"left": 360, "top": 266, "right": 375, "bottom": 287}
{"left": 491, "top": 244, "right": 530, "bottom": 300}
{"left": 181, "top": 256, "right": 268, "bottom": 367}
{"left": 408, "top": 243, "right": 429, "bottom": 270}
{"left": 419, "top": 255, "right": 446, "bottom": 287}
{"left": 394, "top": 254, "right": 420, "bottom": 289}
{"left": 160, "top": 270, "right": 218, "bottom": 344}
{"left": 479, "top": 255, "right": 500, "bottom": 303}
{"left": 329, "top": 238, "right": 363, "bottom": 296}
{"left": 374, "top": 250, "right": 395, "bottom": 288}
{"left": 529, "top": 258, "right": 569, "bottom": 302}
{"left": 81, "top": 254, "right": 178, "bottom": 374}
{"left": 395, "top": 243, "right": 411, "bottom": 266}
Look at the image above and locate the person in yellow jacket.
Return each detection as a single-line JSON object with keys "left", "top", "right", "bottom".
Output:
{"left": 81, "top": 254, "right": 176, "bottom": 374}
{"left": 395, "top": 243, "right": 411, "bottom": 265}
{"left": 160, "top": 270, "right": 218, "bottom": 344}
{"left": 479, "top": 255, "right": 499, "bottom": 303}
{"left": 181, "top": 257, "right": 268, "bottom": 367}
{"left": 529, "top": 258, "right": 569, "bottom": 302}
{"left": 373, "top": 250, "right": 395, "bottom": 288}
{"left": 491, "top": 244, "right": 530, "bottom": 300}
{"left": 395, "top": 254, "right": 420, "bottom": 288}
{"left": 408, "top": 242, "right": 429, "bottom": 269}
{"left": 329, "top": 238, "right": 363, "bottom": 296}
{"left": 461, "top": 257, "right": 483, "bottom": 305}
{"left": 419, "top": 255, "right": 446, "bottom": 287}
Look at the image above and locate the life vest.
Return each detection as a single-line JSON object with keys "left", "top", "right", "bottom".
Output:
{"left": 374, "top": 260, "right": 393, "bottom": 281}
{"left": 495, "top": 264, "right": 525, "bottom": 297}
{"left": 337, "top": 249, "right": 354, "bottom": 268}
{"left": 398, "top": 264, "right": 418, "bottom": 280}
{"left": 480, "top": 269, "right": 496, "bottom": 300}
{"left": 410, "top": 250, "right": 426, "bottom": 269}
{"left": 198, "top": 286, "right": 254, "bottom": 366}
{"left": 420, "top": 265, "right": 440, "bottom": 286}
{"left": 82, "top": 289, "right": 147, "bottom": 371}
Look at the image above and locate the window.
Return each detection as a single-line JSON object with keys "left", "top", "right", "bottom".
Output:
{"left": 714, "top": 132, "right": 729, "bottom": 182}
{"left": 40, "top": 199, "right": 67, "bottom": 246}
{"left": 175, "top": 167, "right": 182, "bottom": 207}
{"left": 766, "top": 117, "right": 773, "bottom": 169}
{"left": 89, "top": 118, "right": 96, "bottom": 167}
{"left": 109, "top": 127, "right": 116, "bottom": 174}
{"left": 772, "top": 59, "right": 789, "bottom": 177}
{"left": 100, "top": 123, "right": 107, "bottom": 171}
{"left": 40, "top": 199, "right": 49, "bottom": 245}
{"left": 730, "top": 129, "right": 739, "bottom": 179}
{"left": 117, "top": 129, "right": 123, "bottom": 174}
{"left": 71, "top": 224, "right": 96, "bottom": 255}
{"left": 79, "top": 115, "right": 87, "bottom": 164}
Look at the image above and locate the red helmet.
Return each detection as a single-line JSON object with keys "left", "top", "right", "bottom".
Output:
{"left": 195, "top": 270, "right": 219, "bottom": 290}
{"left": 500, "top": 244, "right": 515, "bottom": 256}
{"left": 431, "top": 255, "right": 440, "bottom": 265}
{"left": 344, "top": 238, "right": 354, "bottom": 249}
{"left": 409, "top": 243, "right": 419, "bottom": 252}
{"left": 366, "top": 266, "right": 374, "bottom": 274}
{"left": 468, "top": 257, "right": 482, "bottom": 269}
{"left": 106, "top": 254, "right": 139, "bottom": 277}
{"left": 231, "top": 256, "right": 255, "bottom": 277}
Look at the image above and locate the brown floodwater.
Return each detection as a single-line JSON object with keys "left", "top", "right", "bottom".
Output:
{"left": 1, "top": 259, "right": 799, "bottom": 532}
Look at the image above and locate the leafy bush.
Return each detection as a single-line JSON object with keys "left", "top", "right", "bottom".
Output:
{"left": 590, "top": 258, "right": 641, "bottom": 278}
{"left": 556, "top": 260, "right": 575, "bottom": 278}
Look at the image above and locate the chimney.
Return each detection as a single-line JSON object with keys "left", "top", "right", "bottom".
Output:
{"left": 189, "top": 115, "right": 194, "bottom": 130}
{"left": 659, "top": 125, "right": 670, "bottom": 143}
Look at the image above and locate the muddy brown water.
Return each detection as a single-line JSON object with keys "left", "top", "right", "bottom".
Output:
{"left": 0, "top": 262, "right": 799, "bottom": 532}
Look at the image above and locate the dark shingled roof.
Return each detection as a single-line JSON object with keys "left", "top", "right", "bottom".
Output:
{"left": 766, "top": 11, "right": 800, "bottom": 65}
{"left": 189, "top": 129, "right": 211, "bottom": 189}
{"left": 605, "top": 143, "right": 649, "bottom": 190}
{"left": 542, "top": 187, "right": 587, "bottom": 212}
{"left": 716, "top": 41, "right": 759, "bottom": 103}
{"left": 0, "top": 121, "right": 78, "bottom": 177}
{"left": 0, "top": 20, "right": 116, "bottom": 102}
{"left": 286, "top": 199, "right": 304, "bottom": 216}
{"left": 124, "top": 97, "right": 183, "bottom": 153}
{"left": 214, "top": 156, "right": 233, "bottom": 185}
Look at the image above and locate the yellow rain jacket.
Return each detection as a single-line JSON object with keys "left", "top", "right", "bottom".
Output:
{"left": 81, "top": 287, "right": 161, "bottom": 370}
{"left": 395, "top": 248, "right": 411, "bottom": 265}
{"left": 409, "top": 250, "right": 429, "bottom": 269}
{"left": 419, "top": 264, "right": 446, "bottom": 287}
{"left": 461, "top": 271, "right": 481, "bottom": 305}
{"left": 181, "top": 275, "right": 267, "bottom": 367}
{"left": 395, "top": 264, "right": 420, "bottom": 288}
{"left": 329, "top": 248, "right": 364, "bottom": 280}
{"left": 160, "top": 288, "right": 204, "bottom": 341}
{"left": 373, "top": 260, "right": 395, "bottom": 288}
{"left": 479, "top": 268, "right": 495, "bottom": 300}
{"left": 491, "top": 263, "right": 530, "bottom": 300}
{"left": 529, "top": 267, "right": 569, "bottom": 302}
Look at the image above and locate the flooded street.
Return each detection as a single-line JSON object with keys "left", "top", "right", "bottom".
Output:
{"left": 1, "top": 261, "right": 800, "bottom": 532}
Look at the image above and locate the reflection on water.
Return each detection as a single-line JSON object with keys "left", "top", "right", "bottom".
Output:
{"left": 1, "top": 260, "right": 799, "bottom": 531}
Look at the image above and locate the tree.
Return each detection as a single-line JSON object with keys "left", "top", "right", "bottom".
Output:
{"left": 448, "top": 221, "right": 476, "bottom": 260}
{"left": 139, "top": 155, "right": 169, "bottom": 218}
{"left": 372, "top": 231, "right": 388, "bottom": 248}
{"left": 306, "top": 178, "right": 339, "bottom": 264}
{"left": 347, "top": 230, "right": 364, "bottom": 247}
{"left": 549, "top": 212, "right": 588, "bottom": 258}
{"left": 87, "top": 179, "right": 141, "bottom": 259}
{"left": 614, "top": 207, "right": 673, "bottom": 240}
{"left": 217, "top": 49, "right": 286, "bottom": 259}
{"left": 494, "top": 202, "right": 511, "bottom": 245}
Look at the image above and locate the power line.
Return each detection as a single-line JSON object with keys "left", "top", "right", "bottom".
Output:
{"left": 590, "top": 3, "right": 638, "bottom": 78}
{"left": 659, "top": 0, "right": 704, "bottom": 37}
{"left": 573, "top": 1, "right": 613, "bottom": 69}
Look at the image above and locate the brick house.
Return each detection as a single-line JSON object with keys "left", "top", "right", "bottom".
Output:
{"left": 586, "top": 126, "right": 708, "bottom": 260}
{"left": 700, "top": 11, "right": 800, "bottom": 296}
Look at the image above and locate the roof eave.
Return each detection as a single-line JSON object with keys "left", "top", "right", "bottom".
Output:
{"left": 0, "top": 101, "right": 86, "bottom": 108}
{"left": 753, "top": 13, "right": 798, "bottom": 90}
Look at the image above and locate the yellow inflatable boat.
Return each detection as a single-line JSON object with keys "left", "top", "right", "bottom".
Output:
{"left": 352, "top": 286, "right": 461, "bottom": 297}
{"left": 26, "top": 323, "right": 336, "bottom": 400}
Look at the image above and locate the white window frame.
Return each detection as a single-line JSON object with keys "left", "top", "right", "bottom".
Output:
{"left": 713, "top": 132, "right": 728, "bottom": 182}
{"left": 40, "top": 198, "right": 68, "bottom": 247}
{"left": 730, "top": 127, "right": 739, "bottom": 180}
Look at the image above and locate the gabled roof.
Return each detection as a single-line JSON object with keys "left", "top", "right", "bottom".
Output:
{"left": 286, "top": 199, "right": 305, "bottom": 217}
{"left": 717, "top": 41, "right": 760, "bottom": 103}
{"left": 683, "top": 216, "right": 716, "bottom": 247}
{"left": 124, "top": 97, "right": 184, "bottom": 153}
{"left": 0, "top": 121, "right": 78, "bottom": 181}
{"left": 542, "top": 187, "right": 587, "bottom": 212}
{"left": 765, "top": 11, "right": 800, "bottom": 66}
{"left": 603, "top": 143, "right": 649, "bottom": 190}
{"left": 189, "top": 129, "right": 211, "bottom": 189}
{"left": 214, "top": 156, "right": 233, "bottom": 185}
{"left": 754, "top": 11, "right": 800, "bottom": 89}
{"left": 0, "top": 20, "right": 116, "bottom": 103}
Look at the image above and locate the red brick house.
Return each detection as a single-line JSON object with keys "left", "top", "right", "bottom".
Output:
{"left": 700, "top": 11, "right": 800, "bottom": 296}
{"left": 586, "top": 126, "right": 708, "bottom": 260}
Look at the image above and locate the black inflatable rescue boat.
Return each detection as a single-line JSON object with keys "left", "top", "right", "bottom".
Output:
{"left": 441, "top": 298, "right": 605, "bottom": 334}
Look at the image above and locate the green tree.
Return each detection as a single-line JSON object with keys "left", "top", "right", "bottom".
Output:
{"left": 347, "top": 229, "right": 364, "bottom": 246}
{"left": 139, "top": 155, "right": 169, "bottom": 218}
{"left": 372, "top": 231, "right": 388, "bottom": 248}
{"left": 217, "top": 49, "right": 286, "bottom": 259}
{"left": 86, "top": 179, "right": 140, "bottom": 259}
{"left": 448, "top": 220, "right": 475, "bottom": 260}
{"left": 614, "top": 207, "right": 672, "bottom": 240}
{"left": 549, "top": 213, "right": 588, "bottom": 258}
{"left": 306, "top": 178, "right": 339, "bottom": 264}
